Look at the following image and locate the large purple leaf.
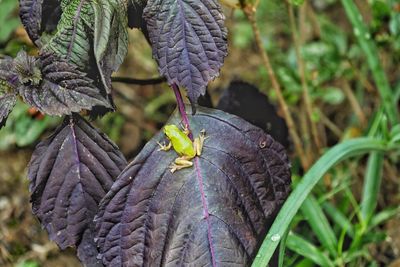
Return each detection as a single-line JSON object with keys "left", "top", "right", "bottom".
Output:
{"left": 0, "top": 57, "right": 18, "bottom": 129}
{"left": 19, "top": 0, "right": 62, "bottom": 44}
{"left": 143, "top": 0, "right": 228, "bottom": 105}
{"left": 28, "top": 115, "right": 127, "bottom": 265}
{"left": 15, "top": 51, "right": 112, "bottom": 116}
{"left": 95, "top": 106, "right": 291, "bottom": 266}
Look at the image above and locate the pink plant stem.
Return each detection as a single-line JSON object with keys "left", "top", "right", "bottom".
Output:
{"left": 172, "top": 83, "right": 193, "bottom": 140}
{"left": 194, "top": 157, "right": 217, "bottom": 267}
{"left": 171, "top": 84, "right": 217, "bottom": 267}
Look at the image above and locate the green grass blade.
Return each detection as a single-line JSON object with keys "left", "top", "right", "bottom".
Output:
{"left": 395, "top": 82, "right": 400, "bottom": 102}
{"left": 389, "top": 124, "right": 400, "bottom": 145}
{"left": 301, "top": 195, "right": 338, "bottom": 257}
{"left": 360, "top": 152, "right": 384, "bottom": 225}
{"left": 341, "top": 0, "right": 399, "bottom": 124}
{"left": 344, "top": 188, "right": 363, "bottom": 223}
{"left": 369, "top": 207, "right": 400, "bottom": 229}
{"left": 294, "top": 259, "right": 314, "bottom": 267}
{"left": 286, "top": 233, "right": 334, "bottom": 267}
{"left": 278, "top": 229, "right": 289, "bottom": 267}
{"left": 323, "top": 202, "right": 355, "bottom": 238}
{"left": 342, "top": 248, "right": 371, "bottom": 264}
{"left": 337, "top": 227, "right": 347, "bottom": 258}
{"left": 251, "top": 138, "right": 388, "bottom": 267}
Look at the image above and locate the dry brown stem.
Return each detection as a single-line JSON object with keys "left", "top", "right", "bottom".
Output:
{"left": 241, "top": 2, "right": 309, "bottom": 169}
{"left": 288, "top": 3, "right": 323, "bottom": 155}
{"left": 342, "top": 80, "right": 367, "bottom": 126}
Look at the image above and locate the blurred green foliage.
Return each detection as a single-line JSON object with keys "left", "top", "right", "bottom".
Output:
{"left": 97, "top": 112, "right": 126, "bottom": 143}
{"left": 0, "top": 102, "right": 61, "bottom": 150}
{"left": 240, "top": 1, "right": 400, "bottom": 266}
{"left": 16, "top": 260, "right": 40, "bottom": 267}
{"left": 0, "top": 0, "right": 20, "bottom": 43}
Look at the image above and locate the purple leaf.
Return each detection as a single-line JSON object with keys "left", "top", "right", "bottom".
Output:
{"left": 95, "top": 107, "right": 291, "bottom": 266}
{"left": 28, "top": 115, "right": 127, "bottom": 265}
{"left": 19, "top": 0, "right": 43, "bottom": 42}
{"left": 19, "top": 0, "right": 61, "bottom": 44}
{"left": 143, "top": 0, "right": 228, "bottom": 105}
{"left": 15, "top": 51, "right": 112, "bottom": 116}
{"left": 0, "top": 56, "right": 18, "bottom": 86}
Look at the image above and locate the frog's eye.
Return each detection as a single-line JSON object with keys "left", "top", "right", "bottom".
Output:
{"left": 163, "top": 126, "right": 171, "bottom": 136}
{"left": 163, "top": 125, "right": 173, "bottom": 134}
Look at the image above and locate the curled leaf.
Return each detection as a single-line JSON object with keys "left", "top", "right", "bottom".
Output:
{"left": 143, "top": 0, "right": 228, "bottom": 105}
{"left": 42, "top": 0, "right": 94, "bottom": 69}
{"left": 91, "top": 0, "right": 128, "bottom": 70}
{"left": 19, "top": 0, "right": 62, "bottom": 44}
{"left": 0, "top": 57, "right": 18, "bottom": 128}
{"left": 91, "top": 0, "right": 129, "bottom": 92}
{"left": 0, "top": 92, "right": 17, "bottom": 129}
{"left": 16, "top": 51, "right": 111, "bottom": 116}
{"left": 19, "top": 0, "right": 41, "bottom": 41}
{"left": 95, "top": 107, "right": 291, "bottom": 266}
{"left": 28, "top": 115, "right": 127, "bottom": 265}
{"left": 37, "top": 0, "right": 128, "bottom": 96}
{"left": 20, "top": 0, "right": 129, "bottom": 101}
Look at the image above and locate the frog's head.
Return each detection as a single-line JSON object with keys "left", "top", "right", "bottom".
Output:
{"left": 163, "top": 124, "right": 180, "bottom": 138}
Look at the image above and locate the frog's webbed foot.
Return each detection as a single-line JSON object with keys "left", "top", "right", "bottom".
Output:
{"left": 170, "top": 156, "right": 193, "bottom": 173}
{"left": 199, "top": 129, "right": 206, "bottom": 140}
{"left": 157, "top": 141, "right": 172, "bottom": 151}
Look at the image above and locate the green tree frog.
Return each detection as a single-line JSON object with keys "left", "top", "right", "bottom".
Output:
{"left": 158, "top": 124, "right": 206, "bottom": 173}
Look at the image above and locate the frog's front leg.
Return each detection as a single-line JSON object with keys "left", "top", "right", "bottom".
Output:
{"left": 193, "top": 129, "right": 206, "bottom": 156}
{"left": 157, "top": 141, "right": 172, "bottom": 151}
{"left": 170, "top": 155, "right": 193, "bottom": 173}
{"left": 181, "top": 123, "right": 190, "bottom": 136}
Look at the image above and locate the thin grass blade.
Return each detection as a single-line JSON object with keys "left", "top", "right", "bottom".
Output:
{"left": 286, "top": 233, "right": 334, "bottom": 267}
{"left": 369, "top": 207, "right": 400, "bottom": 229}
{"left": 323, "top": 202, "right": 355, "bottom": 238}
{"left": 341, "top": 0, "right": 399, "bottom": 124}
{"left": 360, "top": 152, "right": 384, "bottom": 225}
{"left": 301, "top": 195, "right": 338, "bottom": 257}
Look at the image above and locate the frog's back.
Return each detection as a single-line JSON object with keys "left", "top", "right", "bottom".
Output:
{"left": 170, "top": 134, "right": 195, "bottom": 157}
{"left": 164, "top": 125, "right": 196, "bottom": 157}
